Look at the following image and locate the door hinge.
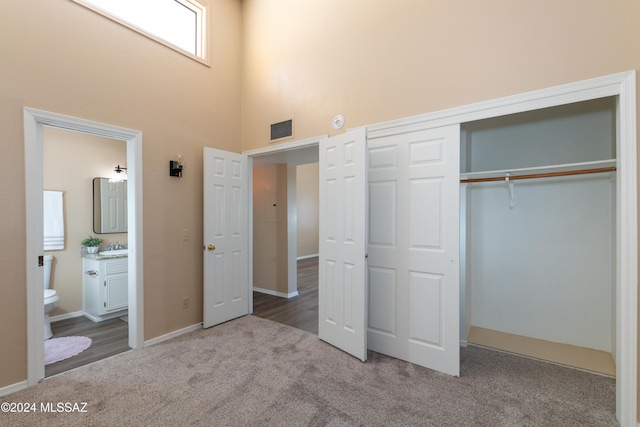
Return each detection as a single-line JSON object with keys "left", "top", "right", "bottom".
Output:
{"left": 104, "top": 281, "right": 107, "bottom": 287}
{"left": 38, "top": 255, "right": 44, "bottom": 267}
{"left": 104, "top": 302, "right": 106, "bottom": 307}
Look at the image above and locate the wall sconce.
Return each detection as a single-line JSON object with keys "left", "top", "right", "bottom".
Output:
{"left": 110, "top": 164, "right": 127, "bottom": 183}
{"left": 169, "top": 155, "right": 183, "bottom": 177}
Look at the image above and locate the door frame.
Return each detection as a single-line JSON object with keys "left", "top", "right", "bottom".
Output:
{"left": 244, "top": 135, "right": 327, "bottom": 314}
{"left": 244, "top": 70, "right": 636, "bottom": 425}
{"left": 24, "top": 108, "right": 144, "bottom": 385}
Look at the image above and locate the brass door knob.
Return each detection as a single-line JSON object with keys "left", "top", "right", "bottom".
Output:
{"left": 207, "top": 244, "right": 216, "bottom": 251}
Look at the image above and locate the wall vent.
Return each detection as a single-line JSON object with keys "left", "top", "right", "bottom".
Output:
{"left": 270, "top": 119, "right": 293, "bottom": 141}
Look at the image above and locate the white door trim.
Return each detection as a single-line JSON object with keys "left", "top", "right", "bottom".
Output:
{"left": 367, "top": 70, "right": 637, "bottom": 427}
{"left": 244, "top": 135, "right": 327, "bottom": 314}
{"left": 243, "top": 135, "right": 328, "bottom": 158}
{"left": 24, "top": 108, "right": 144, "bottom": 385}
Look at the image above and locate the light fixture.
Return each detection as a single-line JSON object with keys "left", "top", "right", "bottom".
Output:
{"left": 169, "top": 155, "right": 183, "bottom": 178}
{"left": 110, "top": 164, "right": 127, "bottom": 183}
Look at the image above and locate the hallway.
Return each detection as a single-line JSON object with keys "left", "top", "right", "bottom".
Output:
{"left": 252, "top": 257, "right": 318, "bottom": 334}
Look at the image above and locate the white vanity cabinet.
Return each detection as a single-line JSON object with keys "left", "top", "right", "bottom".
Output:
{"left": 82, "top": 256, "right": 128, "bottom": 322}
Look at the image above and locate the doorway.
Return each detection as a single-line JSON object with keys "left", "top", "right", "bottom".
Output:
{"left": 247, "top": 139, "right": 321, "bottom": 333}
{"left": 42, "top": 126, "right": 130, "bottom": 377}
{"left": 24, "top": 108, "right": 144, "bottom": 386}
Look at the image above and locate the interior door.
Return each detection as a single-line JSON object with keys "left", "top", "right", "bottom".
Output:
{"left": 367, "top": 124, "right": 460, "bottom": 376}
{"left": 318, "top": 128, "right": 368, "bottom": 361}
{"left": 203, "top": 147, "right": 249, "bottom": 328}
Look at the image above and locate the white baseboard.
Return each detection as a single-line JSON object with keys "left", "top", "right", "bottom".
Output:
{"left": 253, "top": 287, "right": 298, "bottom": 299}
{"left": 144, "top": 323, "right": 202, "bottom": 347}
{"left": 0, "top": 380, "right": 28, "bottom": 398}
{"left": 49, "top": 311, "right": 83, "bottom": 322}
{"left": 82, "top": 310, "right": 127, "bottom": 323}
{"left": 296, "top": 254, "right": 318, "bottom": 260}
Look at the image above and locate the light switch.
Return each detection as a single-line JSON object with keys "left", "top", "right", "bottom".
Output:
{"left": 182, "top": 228, "right": 190, "bottom": 241}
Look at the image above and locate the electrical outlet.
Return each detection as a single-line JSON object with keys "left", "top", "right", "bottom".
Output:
{"left": 182, "top": 297, "right": 189, "bottom": 309}
{"left": 181, "top": 228, "right": 190, "bottom": 241}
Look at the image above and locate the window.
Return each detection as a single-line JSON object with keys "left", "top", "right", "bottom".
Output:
{"left": 73, "top": 0, "right": 207, "bottom": 62}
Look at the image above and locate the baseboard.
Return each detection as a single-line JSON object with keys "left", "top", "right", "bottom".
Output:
{"left": 49, "top": 310, "right": 84, "bottom": 322}
{"left": 253, "top": 287, "right": 299, "bottom": 299}
{"left": 82, "top": 310, "right": 127, "bottom": 323}
{"left": 467, "top": 326, "right": 615, "bottom": 376}
{"left": 144, "top": 322, "right": 202, "bottom": 347}
{"left": 0, "top": 380, "right": 28, "bottom": 398}
{"left": 296, "top": 254, "right": 318, "bottom": 260}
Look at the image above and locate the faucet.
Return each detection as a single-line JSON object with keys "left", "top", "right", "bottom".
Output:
{"left": 114, "top": 241, "right": 123, "bottom": 250}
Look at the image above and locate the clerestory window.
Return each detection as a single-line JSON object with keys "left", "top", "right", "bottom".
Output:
{"left": 72, "top": 0, "right": 207, "bottom": 63}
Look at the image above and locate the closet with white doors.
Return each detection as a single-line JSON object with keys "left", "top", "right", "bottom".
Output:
{"left": 460, "top": 96, "right": 617, "bottom": 375}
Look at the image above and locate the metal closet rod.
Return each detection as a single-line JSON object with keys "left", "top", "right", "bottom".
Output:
{"left": 459, "top": 166, "right": 617, "bottom": 184}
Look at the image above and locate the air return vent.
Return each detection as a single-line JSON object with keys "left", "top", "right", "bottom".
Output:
{"left": 270, "top": 119, "right": 293, "bottom": 141}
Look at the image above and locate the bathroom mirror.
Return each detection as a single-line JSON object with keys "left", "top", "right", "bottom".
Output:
{"left": 93, "top": 178, "right": 128, "bottom": 234}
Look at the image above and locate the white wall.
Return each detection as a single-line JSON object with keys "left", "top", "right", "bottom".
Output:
{"left": 464, "top": 98, "right": 616, "bottom": 352}
{"left": 463, "top": 98, "right": 616, "bottom": 172}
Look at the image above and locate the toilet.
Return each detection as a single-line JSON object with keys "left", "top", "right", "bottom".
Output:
{"left": 43, "top": 254, "right": 59, "bottom": 340}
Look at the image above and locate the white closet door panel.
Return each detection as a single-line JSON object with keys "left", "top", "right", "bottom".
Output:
{"left": 368, "top": 266, "right": 397, "bottom": 336}
{"left": 319, "top": 128, "right": 368, "bottom": 362}
{"left": 368, "top": 125, "right": 460, "bottom": 377}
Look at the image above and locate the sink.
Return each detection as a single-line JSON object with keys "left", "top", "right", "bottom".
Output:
{"left": 98, "top": 249, "right": 129, "bottom": 257}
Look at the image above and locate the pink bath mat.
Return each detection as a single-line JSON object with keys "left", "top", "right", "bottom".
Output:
{"left": 44, "top": 336, "right": 92, "bottom": 365}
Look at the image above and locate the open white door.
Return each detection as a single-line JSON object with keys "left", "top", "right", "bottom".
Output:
{"left": 367, "top": 124, "right": 460, "bottom": 376}
{"left": 203, "top": 147, "right": 249, "bottom": 328}
{"left": 318, "top": 128, "right": 368, "bottom": 361}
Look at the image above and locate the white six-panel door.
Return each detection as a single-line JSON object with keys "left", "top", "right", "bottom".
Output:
{"left": 203, "top": 147, "right": 249, "bottom": 328}
{"left": 319, "top": 128, "right": 368, "bottom": 361}
{"left": 367, "top": 125, "right": 460, "bottom": 376}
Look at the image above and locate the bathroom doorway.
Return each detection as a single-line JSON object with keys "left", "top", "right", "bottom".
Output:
{"left": 24, "top": 108, "right": 144, "bottom": 385}
{"left": 43, "top": 126, "right": 130, "bottom": 377}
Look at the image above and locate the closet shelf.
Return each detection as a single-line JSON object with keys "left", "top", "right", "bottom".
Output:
{"left": 460, "top": 159, "right": 616, "bottom": 184}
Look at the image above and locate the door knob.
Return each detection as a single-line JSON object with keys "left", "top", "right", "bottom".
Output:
{"left": 207, "top": 244, "right": 216, "bottom": 251}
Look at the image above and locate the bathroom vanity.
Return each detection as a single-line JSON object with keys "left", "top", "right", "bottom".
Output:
{"left": 82, "top": 255, "right": 128, "bottom": 322}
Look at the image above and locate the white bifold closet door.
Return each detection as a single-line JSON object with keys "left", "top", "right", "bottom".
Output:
{"left": 318, "top": 128, "right": 368, "bottom": 361}
{"left": 367, "top": 124, "right": 461, "bottom": 376}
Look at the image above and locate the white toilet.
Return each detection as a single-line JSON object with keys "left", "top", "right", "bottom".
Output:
{"left": 43, "top": 254, "right": 59, "bottom": 340}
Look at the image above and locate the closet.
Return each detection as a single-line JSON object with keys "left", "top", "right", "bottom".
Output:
{"left": 460, "top": 97, "right": 617, "bottom": 375}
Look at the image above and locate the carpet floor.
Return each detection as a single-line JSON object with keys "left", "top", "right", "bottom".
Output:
{"left": 0, "top": 315, "right": 616, "bottom": 426}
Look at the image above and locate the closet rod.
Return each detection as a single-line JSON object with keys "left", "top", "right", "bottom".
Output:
{"left": 460, "top": 166, "right": 616, "bottom": 184}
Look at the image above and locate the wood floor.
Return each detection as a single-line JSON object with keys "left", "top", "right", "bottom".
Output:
{"left": 45, "top": 315, "right": 129, "bottom": 377}
{"left": 253, "top": 257, "right": 319, "bottom": 334}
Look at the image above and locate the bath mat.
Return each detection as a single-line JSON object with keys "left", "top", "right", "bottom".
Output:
{"left": 44, "top": 336, "right": 92, "bottom": 365}
{"left": 119, "top": 315, "right": 128, "bottom": 323}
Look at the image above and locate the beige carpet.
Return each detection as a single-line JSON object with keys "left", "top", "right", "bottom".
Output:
{"left": 1, "top": 316, "right": 616, "bottom": 426}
